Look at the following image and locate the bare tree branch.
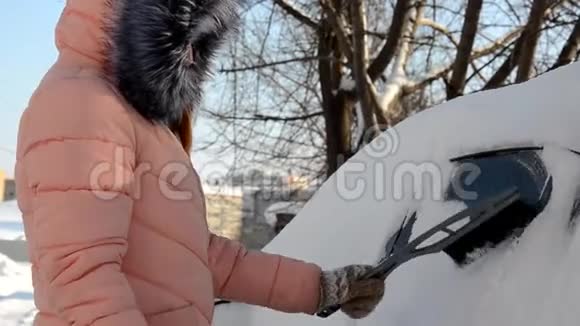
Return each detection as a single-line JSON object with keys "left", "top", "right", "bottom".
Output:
{"left": 380, "top": 3, "right": 423, "bottom": 124}
{"left": 319, "top": 0, "right": 355, "bottom": 63}
{"left": 367, "top": 75, "right": 389, "bottom": 125}
{"left": 254, "top": 112, "right": 324, "bottom": 121}
{"left": 219, "top": 56, "right": 330, "bottom": 73}
{"left": 367, "top": 0, "right": 413, "bottom": 81}
{"left": 316, "top": 20, "right": 353, "bottom": 175}
{"left": 405, "top": 27, "right": 522, "bottom": 94}
{"left": 205, "top": 108, "right": 323, "bottom": 122}
{"left": 204, "top": 0, "right": 580, "bottom": 181}
{"left": 403, "top": 65, "right": 453, "bottom": 94}
{"left": 485, "top": 0, "right": 564, "bottom": 89}
{"left": 447, "top": 0, "right": 483, "bottom": 99}
{"left": 351, "top": 0, "right": 380, "bottom": 138}
{"left": 550, "top": 17, "right": 580, "bottom": 70}
{"left": 475, "top": 28, "right": 522, "bottom": 57}
{"left": 482, "top": 38, "right": 523, "bottom": 89}
{"left": 273, "top": 0, "right": 319, "bottom": 29}
{"left": 418, "top": 18, "right": 459, "bottom": 46}
{"left": 516, "top": 0, "right": 549, "bottom": 82}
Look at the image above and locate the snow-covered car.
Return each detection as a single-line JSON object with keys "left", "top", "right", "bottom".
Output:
{"left": 213, "top": 62, "right": 580, "bottom": 326}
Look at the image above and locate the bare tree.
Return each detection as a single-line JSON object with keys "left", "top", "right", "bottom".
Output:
{"left": 551, "top": 14, "right": 580, "bottom": 69}
{"left": 199, "top": 0, "right": 580, "bottom": 184}
{"left": 516, "top": 0, "right": 550, "bottom": 82}
{"left": 447, "top": 0, "right": 483, "bottom": 99}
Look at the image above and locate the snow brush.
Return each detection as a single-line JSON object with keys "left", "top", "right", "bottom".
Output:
{"left": 316, "top": 186, "right": 521, "bottom": 318}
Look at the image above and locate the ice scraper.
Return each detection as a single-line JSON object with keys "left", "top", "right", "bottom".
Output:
{"left": 316, "top": 186, "right": 521, "bottom": 318}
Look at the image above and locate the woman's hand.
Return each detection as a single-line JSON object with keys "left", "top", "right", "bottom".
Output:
{"left": 316, "top": 265, "right": 385, "bottom": 319}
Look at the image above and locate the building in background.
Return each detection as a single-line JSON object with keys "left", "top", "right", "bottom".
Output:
{"left": 202, "top": 176, "right": 315, "bottom": 250}
{"left": 0, "top": 170, "right": 16, "bottom": 202}
{"left": 0, "top": 166, "right": 309, "bottom": 247}
{"left": 285, "top": 175, "right": 311, "bottom": 190}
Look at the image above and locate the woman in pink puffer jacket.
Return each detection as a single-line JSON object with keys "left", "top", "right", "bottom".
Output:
{"left": 15, "top": 1, "right": 385, "bottom": 325}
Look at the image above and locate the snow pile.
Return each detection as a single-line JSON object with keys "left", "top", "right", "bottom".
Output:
{"left": 0, "top": 200, "right": 18, "bottom": 216}
{"left": 0, "top": 253, "right": 32, "bottom": 297}
{"left": 0, "top": 252, "right": 24, "bottom": 279}
{"left": 0, "top": 202, "right": 34, "bottom": 325}
{"left": 0, "top": 301, "right": 36, "bottom": 326}
{"left": 0, "top": 253, "right": 35, "bottom": 326}
{"left": 264, "top": 201, "right": 306, "bottom": 227}
{"left": 213, "top": 62, "right": 580, "bottom": 326}
{"left": 339, "top": 76, "right": 356, "bottom": 91}
{"left": 0, "top": 200, "right": 24, "bottom": 241}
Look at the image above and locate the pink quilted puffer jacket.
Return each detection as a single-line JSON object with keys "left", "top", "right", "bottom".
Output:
{"left": 15, "top": 1, "right": 321, "bottom": 325}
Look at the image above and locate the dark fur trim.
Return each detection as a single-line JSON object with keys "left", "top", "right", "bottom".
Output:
{"left": 108, "top": 0, "right": 240, "bottom": 127}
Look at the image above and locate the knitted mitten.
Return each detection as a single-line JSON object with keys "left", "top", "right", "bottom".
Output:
{"left": 316, "top": 265, "right": 385, "bottom": 319}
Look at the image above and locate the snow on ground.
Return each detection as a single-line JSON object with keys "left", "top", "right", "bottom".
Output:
{"left": 0, "top": 253, "right": 35, "bottom": 326}
{"left": 213, "top": 62, "right": 580, "bottom": 325}
{"left": 0, "top": 200, "right": 25, "bottom": 241}
{"left": 0, "top": 300, "right": 36, "bottom": 326}
{"left": 0, "top": 201, "right": 34, "bottom": 325}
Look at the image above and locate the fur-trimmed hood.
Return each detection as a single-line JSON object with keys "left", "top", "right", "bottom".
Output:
{"left": 55, "top": 0, "right": 240, "bottom": 128}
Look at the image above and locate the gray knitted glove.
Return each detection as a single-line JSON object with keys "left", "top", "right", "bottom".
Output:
{"left": 316, "top": 265, "right": 385, "bottom": 319}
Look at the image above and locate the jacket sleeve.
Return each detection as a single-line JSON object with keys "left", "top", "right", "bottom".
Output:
{"left": 207, "top": 233, "right": 321, "bottom": 314}
{"left": 16, "top": 80, "right": 148, "bottom": 326}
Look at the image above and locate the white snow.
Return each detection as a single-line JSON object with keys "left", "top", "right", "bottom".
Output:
{"left": 353, "top": 103, "right": 365, "bottom": 148}
{"left": 378, "top": 7, "right": 415, "bottom": 115}
{"left": 339, "top": 75, "right": 356, "bottom": 91}
{"left": 264, "top": 201, "right": 306, "bottom": 226}
{"left": 0, "top": 253, "right": 32, "bottom": 297}
{"left": 0, "top": 253, "right": 35, "bottom": 326}
{"left": 213, "top": 62, "right": 580, "bottom": 326}
{"left": 0, "top": 201, "right": 35, "bottom": 325}
{"left": 0, "top": 200, "right": 25, "bottom": 241}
